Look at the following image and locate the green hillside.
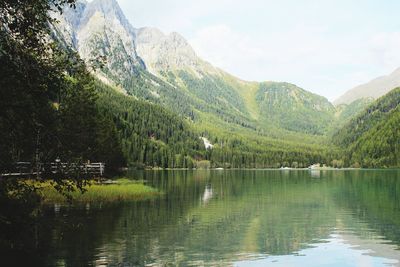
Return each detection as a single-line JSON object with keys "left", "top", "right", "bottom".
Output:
{"left": 95, "top": 77, "right": 340, "bottom": 169}
{"left": 256, "top": 82, "right": 335, "bottom": 135}
{"left": 333, "top": 88, "right": 400, "bottom": 167}
{"left": 93, "top": 60, "right": 348, "bottom": 169}
{"left": 95, "top": 80, "right": 206, "bottom": 168}
{"left": 333, "top": 98, "right": 373, "bottom": 129}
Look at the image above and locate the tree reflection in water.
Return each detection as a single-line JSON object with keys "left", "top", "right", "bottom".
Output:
{"left": 4, "top": 170, "right": 400, "bottom": 267}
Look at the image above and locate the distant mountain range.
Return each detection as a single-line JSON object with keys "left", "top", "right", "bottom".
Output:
{"left": 47, "top": 0, "right": 400, "bottom": 169}
{"left": 52, "top": 0, "right": 339, "bottom": 137}
{"left": 334, "top": 67, "right": 400, "bottom": 105}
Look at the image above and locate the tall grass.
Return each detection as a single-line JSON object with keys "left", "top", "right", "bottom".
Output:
{"left": 37, "top": 178, "right": 161, "bottom": 204}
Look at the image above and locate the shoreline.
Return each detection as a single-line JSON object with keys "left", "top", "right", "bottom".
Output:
{"left": 132, "top": 167, "right": 368, "bottom": 171}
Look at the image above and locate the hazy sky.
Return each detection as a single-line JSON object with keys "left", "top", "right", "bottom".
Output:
{"left": 117, "top": 0, "right": 400, "bottom": 100}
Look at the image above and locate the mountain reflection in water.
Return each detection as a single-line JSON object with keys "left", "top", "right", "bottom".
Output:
{"left": 21, "top": 170, "right": 400, "bottom": 266}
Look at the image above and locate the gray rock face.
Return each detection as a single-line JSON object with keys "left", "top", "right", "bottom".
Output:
{"left": 51, "top": 1, "right": 86, "bottom": 47}
{"left": 135, "top": 28, "right": 209, "bottom": 75}
{"left": 53, "top": 0, "right": 144, "bottom": 85}
{"left": 334, "top": 67, "right": 400, "bottom": 105}
{"left": 62, "top": 1, "right": 86, "bottom": 29}
{"left": 79, "top": 0, "right": 131, "bottom": 31}
{"left": 77, "top": 0, "right": 143, "bottom": 74}
{"left": 53, "top": 0, "right": 217, "bottom": 83}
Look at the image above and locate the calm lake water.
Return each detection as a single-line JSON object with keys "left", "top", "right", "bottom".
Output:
{"left": 37, "top": 170, "right": 400, "bottom": 266}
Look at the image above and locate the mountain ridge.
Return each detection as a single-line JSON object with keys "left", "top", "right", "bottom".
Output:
{"left": 334, "top": 67, "right": 400, "bottom": 105}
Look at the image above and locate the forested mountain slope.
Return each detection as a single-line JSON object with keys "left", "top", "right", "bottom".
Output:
{"left": 95, "top": 80, "right": 206, "bottom": 168}
{"left": 3, "top": 0, "right": 398, "bottom": 171}
{"left": 332, "top": 98, "right": 374, "bottom": 130}
{"left": 53, "top": 0, "right": 336, "bottom": 140}
{"left": 54, "top": 0, "right": 400, "bottom": 169}
{"left": 95, "top": 79, "right": 338, "bottom": 168}
{"left": 9, "top": 0, "right": 399, "bottom": 170}
{"left": 256, "top": 82, "right": 335, "bottom": 135}
{"left": 334, "top": 98, "right": 374, "bottom": 123}
{"left": 333, "top": 88, "right": 400, "bottom": 167}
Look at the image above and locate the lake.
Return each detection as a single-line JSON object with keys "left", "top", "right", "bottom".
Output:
{"left": 35, "top": 170, "right": 400, "bottom": 266}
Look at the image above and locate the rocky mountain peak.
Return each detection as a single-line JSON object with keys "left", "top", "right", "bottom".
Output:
{"left": 135, "top": 27, "right": 210, "bottom": 75}
{"left": 60, "top": 0, "right": 87, "bottom": 29}
{"left": 167, "top": 32, "right": 191, "bottom": 48}
{"left": 80, "top": 0, "right": 133, "bottom": 33}
{"left": 135, "top": 27, "right": 164, "bottom": 44}
{"left": 52, "top": 0, "right": 145, "bottom": 88}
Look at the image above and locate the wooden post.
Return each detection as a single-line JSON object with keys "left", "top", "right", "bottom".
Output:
{"left": 100, "top": 163, "right": 104, "bottom": 176}
{"left": 35, "top": 129, "right": 40, "bottom": 179}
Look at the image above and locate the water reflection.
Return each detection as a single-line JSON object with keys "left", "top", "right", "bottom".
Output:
{"left": 28, "top": 170, "right": 400, "bottom": 266}
{"left": 201, "top": 184, "right": 213, "bottom": 205}
{"left": 310, "top": 169, "right": 321, "bottom": 178}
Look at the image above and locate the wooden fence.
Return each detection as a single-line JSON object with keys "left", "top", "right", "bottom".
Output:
{"left": 1, "top": 162, "right": 105, "bottom": 178}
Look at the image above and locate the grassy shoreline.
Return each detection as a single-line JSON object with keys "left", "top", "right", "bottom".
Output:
{"left": 37, "top": 178, "right": 161, "bottom": 204}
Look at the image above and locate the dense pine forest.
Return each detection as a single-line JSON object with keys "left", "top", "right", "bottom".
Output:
{"left": 95, "top": 80, "right": 339, "bottom": 169}
{"left": 333, "top": 88, "right": 400, "bottom": 168}
{"left": 96, "top": 81, "right": 206, "bottom": 169}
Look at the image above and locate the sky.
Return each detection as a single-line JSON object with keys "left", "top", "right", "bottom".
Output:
{"left": 116, "top": 0, "right": 400, "bottom": 101}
